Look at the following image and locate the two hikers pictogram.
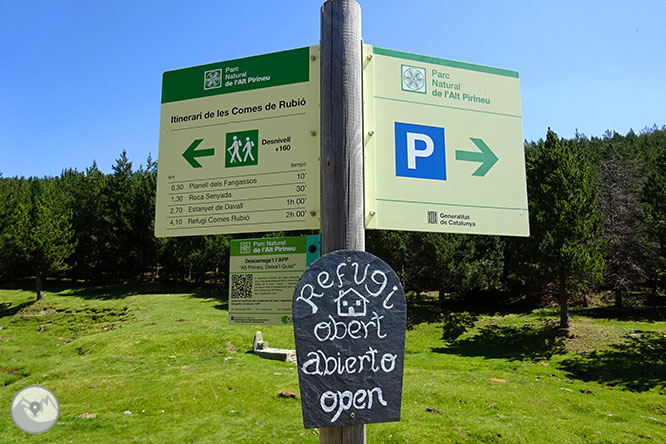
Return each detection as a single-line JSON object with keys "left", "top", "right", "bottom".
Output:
{"left": 225, "top": 130, "right": 259, "bottom": 167}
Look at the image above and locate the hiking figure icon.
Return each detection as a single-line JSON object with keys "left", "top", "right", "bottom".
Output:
{"left": 242, "top": 137, "right": 255, "bottom": 162}
{"left": 227, "top": 136, "right": 243, "bottom": 164}
{"left": 225, "top": 130, "right": 258, "bottom": 168}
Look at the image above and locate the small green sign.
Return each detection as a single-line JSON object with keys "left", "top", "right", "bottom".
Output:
{"left": 229, "top": 235, "right": 311, "bottom": 256}
{"left": 228, "top": 234, "right": 321, "bottom": 326}
{"left": 225, "top": 129, "right": 258, "bottom": 168}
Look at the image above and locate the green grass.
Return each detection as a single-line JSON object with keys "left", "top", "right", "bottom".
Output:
{"left": 1, "top": 286, "right": 665, "bottom": 443}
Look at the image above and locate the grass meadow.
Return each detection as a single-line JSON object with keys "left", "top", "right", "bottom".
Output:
{"left": 1, "top": 284, "right": 664, "bottom": 443}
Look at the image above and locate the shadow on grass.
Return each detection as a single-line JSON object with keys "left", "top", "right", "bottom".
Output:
{"left": 212, "top": 302, "right": 229, "bottom": 311}
{"left": 570, "top": 306, "right": 666, "bottom": 322}
{"left": 404, "top": 291, "right": 541, "bottom": 330}
{"left": 560, "top": 331, "right": 666, "bottom": 393}
{"left": 2, "top": 278, "right": 229, "bottom": 303}
{"left": 64, "top": 283, "right": 162, "bottom": 300}
{"left": 433, "top": 322, "right": 568, "bottom": 361}
{"left": 1, "top": 278, "right": 72, "bottom": 294}
{"left": 0, "top": 300, "right": 36, "bottom": 319}
{"left": 64, "top": 282, "right": 228, "bottom": 302}
{"left": 406, "top": 293, "right": 442, "bottom": 329}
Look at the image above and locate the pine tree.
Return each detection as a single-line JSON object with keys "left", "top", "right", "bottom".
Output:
{"left": 527, "top": 129, "right": 604, "bottom": 328}
{"left": 103, "top": 151, "right": 135, "bottom": 279}
{"left": 129, "top": 154, "right": 160, "bottom": 280}
{"left": 642, "top": 136, "right": 666, "bottom": 290}
{"left": 28, "top": 181, "right": 75, "bottom": 299}
{"left": 0, "top": 179, "right": 32, "bottom": 279}
{"left": 598, "top": 141, "right": 648, "bottom": 307}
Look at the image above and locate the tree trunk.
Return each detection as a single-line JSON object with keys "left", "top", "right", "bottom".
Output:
{"left": 558, "top": 273, "right": 570, "bottom": 329}
{"left": 438, "top": 286, "right": 447, "bottom": 310}
{"left": 614, "top": 289, "right": 624, "bottom": 309}
{"left": 36, "top": 271, "right": 45, "bottom": 301}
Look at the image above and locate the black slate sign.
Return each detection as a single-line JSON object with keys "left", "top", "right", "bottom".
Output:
{"left": 292, "top": 249, "right": 406, "bottom": 429}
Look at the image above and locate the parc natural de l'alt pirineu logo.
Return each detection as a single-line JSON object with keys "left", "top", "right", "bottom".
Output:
{"left": 226, "top": 129, "right": 259, "bottom": 168}
{"left": 401, "top": 65, "right": 426, "bottom": 94}
{"left": 204, "top": 68, "right": 222, "bottom": 90}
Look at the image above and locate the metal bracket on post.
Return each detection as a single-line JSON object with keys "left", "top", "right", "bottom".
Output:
{"left": 319, "top": 0, "right": 366, "bottom": 443}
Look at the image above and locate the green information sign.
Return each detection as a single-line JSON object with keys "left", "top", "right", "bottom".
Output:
{"left": 229, "top": 235, "right": 320, "bottom": 325}
{"left": 155, "top": 47, "right": 321, "bottom": 237}
{"left": 363, "top": 45, "right": 529, "bottom": 236}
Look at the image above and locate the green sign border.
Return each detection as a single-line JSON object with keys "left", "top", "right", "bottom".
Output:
{"left": 373, "top": 46, "right": 519, "bottom": 79}
{"left": 162, "top": 47, "right": 310, "bottom": 104}
{"left": 230, "top": 236, "right": 306, "bottom": 257}
{"left": 230, "top": 234, "right": 320, "bottom": 266}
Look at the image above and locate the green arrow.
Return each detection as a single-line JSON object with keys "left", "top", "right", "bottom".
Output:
{"left": 455, "top": 138, "right": 498, "bottom": 177}
{"left": 182, "top": 139, "right": 215, "bottom": 168}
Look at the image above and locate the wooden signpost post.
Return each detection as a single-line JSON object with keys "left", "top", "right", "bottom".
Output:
{"left": 316, "top": 1, "right": 368, "bottom": 442}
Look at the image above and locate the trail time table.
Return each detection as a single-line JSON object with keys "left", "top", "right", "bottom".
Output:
{"left": 155, "top": 47, "right": 320, "bottom": 237}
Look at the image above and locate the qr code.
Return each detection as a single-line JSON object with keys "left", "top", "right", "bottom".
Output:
{"left": 231, "top": 274, "right": 253, "bottom": 299}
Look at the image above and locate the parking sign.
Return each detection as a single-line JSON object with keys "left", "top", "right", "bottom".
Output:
{"left": 364, "top": 45, "right": 529, "bottom": 236}
{"left": 394, "top": 122, "right": 446, "bottom": 181}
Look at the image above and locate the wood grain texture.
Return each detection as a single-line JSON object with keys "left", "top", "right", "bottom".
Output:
{"left": 319, "top": 425, "right": 367, "bottom": 444}
{"left": 320, "top": 0, "right": 364, "bottom": 255}
{"left": 319, "top": 1, "right": 366, "bottom": 442}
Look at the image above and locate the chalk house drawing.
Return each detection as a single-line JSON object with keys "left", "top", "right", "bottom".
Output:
{"left": 335, "top": 288, "right": 368, "bottom": 317}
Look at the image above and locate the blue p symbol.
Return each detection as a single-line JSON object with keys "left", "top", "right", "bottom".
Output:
{"left": 395, "top": 122, "right": 446, "bottom": 181}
